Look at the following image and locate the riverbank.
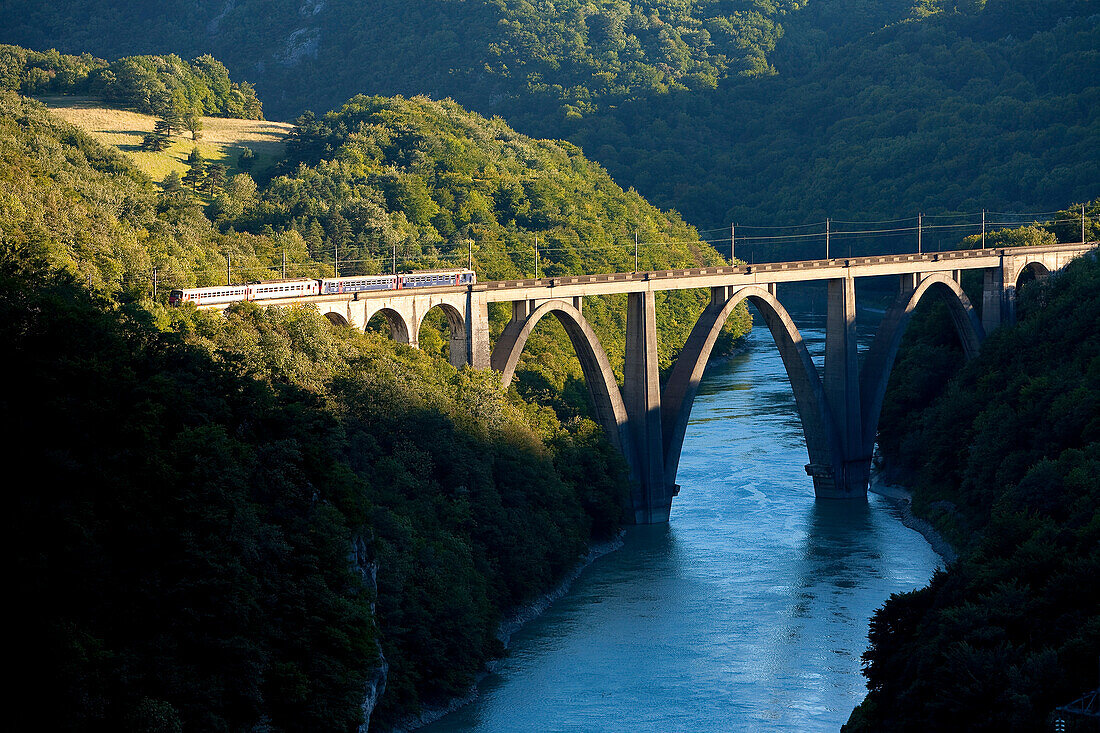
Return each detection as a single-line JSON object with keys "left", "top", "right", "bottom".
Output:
{"left": 868, "top": 479, "right": 957, "bottom": 565}
{"left": 393, "top": 532, "right": 627, "bottom": 731}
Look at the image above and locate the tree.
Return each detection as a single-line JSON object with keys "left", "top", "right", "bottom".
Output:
{"left": 160, "top": 104, "right": 183, "bottom": 138}
{"left": 182, "top": 148, "right": 205, "bottom": 191}
{"left": 158, "top": 171, "right": 187, "bottom": 208}
{"left": 204, "top": 162, "right": 227, "bottom": 194}
{"left": 141, "top": 118, "right": 170, "bottom": 151}
{"left": 237, "top": 146, "right": 256, "bottom": 171}
{"left": 184, "top": 108, "right": 203, "bottom": 141}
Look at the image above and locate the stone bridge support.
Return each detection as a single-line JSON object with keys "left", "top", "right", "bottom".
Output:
{"left": 328, "top": 291, "right": 490, "bottom": 369}
{"left": 986, "top": 249, "right": 1077, "bottom": 329}
{"left": 625, "top": 290, "right": 674, "bottom": 523}
{"left": 822, "top": 275, "right": 866, "bottom": 497}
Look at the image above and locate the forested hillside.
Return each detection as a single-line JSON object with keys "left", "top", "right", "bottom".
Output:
{"left": 256, "top": 94, "right": 748, "bottom": 382}
{"left": 581, "top": 0, "right": 1100, "bottom": 228}
{"left": 4, "top": 0, "right": 1097, "bottom": 727}
{"left": 2, "top": 1, "right": 1095, "bottom": 231}
{"left": 843, "top": 218, "right": 1100, "bottom": 731}
{"left": 0, "top": 45, "right": 263, "bottom": 119}
{"left": 2, "top": 69, "right": 747, "bottom": 726}
{"left": 0, "top": 0, "right": 807, "bottom": 120}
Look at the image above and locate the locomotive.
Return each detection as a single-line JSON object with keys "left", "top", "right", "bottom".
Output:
{"left": 168, "top": 268, "right": 476, "bottom": 306}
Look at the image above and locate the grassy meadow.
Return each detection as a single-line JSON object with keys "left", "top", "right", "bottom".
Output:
{"left": 38, "top": 95, "right": 292, "bottom": 182}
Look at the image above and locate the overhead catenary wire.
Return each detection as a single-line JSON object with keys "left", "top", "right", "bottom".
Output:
{"left": 138, "top": 205, "right": 1092, "bottom": 293}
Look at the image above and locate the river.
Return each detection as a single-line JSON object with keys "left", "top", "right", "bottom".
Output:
{"left": 424, "top": 291, "right": 944, "bottom": 732}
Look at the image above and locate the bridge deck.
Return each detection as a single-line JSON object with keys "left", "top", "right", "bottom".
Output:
{"left": 198, "top": 241, "right": 1093, "bottom": 310}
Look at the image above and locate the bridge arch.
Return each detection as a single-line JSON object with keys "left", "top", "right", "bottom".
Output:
{"left": 491, "top": 300, "right": 633, "bottom": 463}
{"left": 364, "top": 307, "right": 412, "bottom": 344}
{"left": 859, "top": 272, "right": 984, "bottom": 458}
{"left": 415, "top": 302, "right": 468, "bottom": 368}
{"left": 1013, "top": 260, "right": 1051, "bottom": 289}
{"left": 324, "top": 311, "right": 350, "bottom": 327}
{"left": 661, "top": 285, "right": 835, "bottom": 490}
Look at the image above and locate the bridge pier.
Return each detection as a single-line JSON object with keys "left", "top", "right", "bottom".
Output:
{"left": 466, "top": 293, "right": 491, "bottom": 369}
{"left": 982, "top": 267, "right": 1004, "bottom": 333}
{"left": 625, "top": 290, "right": 674, "bottom": 523}
{"left": 821, "top": 275, "right": 870, "bottom": 498}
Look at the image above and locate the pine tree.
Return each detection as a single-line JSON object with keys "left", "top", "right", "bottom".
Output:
{"left": 237, "top": 146, "right": 256, "bottom": 171}
{"left": 141, "top": 119, "right": 171, "bottom": 151}
{"left": 158, "top": 171, "right": 188, "bottom": 208}
{"left": 161, "top": 96, "right": 184, "bottom": 137}
{"left": 204, "top": 162, "right": 227, "bottom": 194}
{"left": 182, "top": 148, "right": 206, "bottom": 191}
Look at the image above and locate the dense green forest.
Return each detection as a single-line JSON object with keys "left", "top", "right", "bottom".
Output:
{"left": 1, "top": 69, "right": 746, "bottom": 727}
{"left": 0, "top": 0, "right": 806, "bottom": 120}
{"left": 3, "top": 0, "right": 1098, "bottom": 728}
{"left": 843, "top": 214, "right": 1100, "bottom": 731}
{"left": 578, "top": 0, "right": 1100, "bottom": 230}
{"left": 2, "top": 1, "right": 1095, "bottom": 231}
{"left": 0, "top": 44, "right": 263, "bottom": 119}
{"left": 5, "top": 254, "right": 627, "bottom": 730}
{"left": 1, "top": 84, "right": 747, "bottom": 407}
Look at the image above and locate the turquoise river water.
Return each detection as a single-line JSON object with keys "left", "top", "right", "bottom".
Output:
{"left": 424, "top": 296, "right": 943, "bottom": 732}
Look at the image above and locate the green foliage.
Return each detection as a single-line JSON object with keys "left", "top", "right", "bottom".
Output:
{"left": 848, "top": 226, "right": 1100, "bottom": 730}
{"left": 573, "top": 0, "right": 1099, "bottom": 231}
{"left": 4, "top": 264, "right": 377, "bottom": 731}
{"left": 0, "top": 43, "right": 262, "bottom": 119}
{"left": 140, "top": 118, "right": 170, "bottom": 151}
{"left": 2, "top": 2, "right": 1093, "bottom": 241}
{"left": 0, "top": 92, "right": 283, "bottom": 293}
{"left": 259, "top": 94, "right": 750, "bottom": 412}
{"left": 0, "top": 1, "right": 803, "bottom": 121}
{"left": 0, "top": 84, "right": 659, "bottom": 726}
{"left": 171, "top": 299, "right": 631, "bottom": 725}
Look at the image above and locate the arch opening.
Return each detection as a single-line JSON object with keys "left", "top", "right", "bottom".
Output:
{"left": 417, "top": 303, "right": 467, "bottom": 368}
{"left": 324, "top": 311, "right": 350, "bottom": 327}
{"left": 491, "top": 300, "right": 632, "bottom": 464}
{"left": 859, "top": 273, "right": 983, "bottom": 460}
{"left": 661, "top": 285, "right": 833, "bottom": 492}
{"left": 1015, "top": 261, "right": 1051, "bottom": 290}
{"left": 365, "top": 308, "right": 411, "bottom": 343}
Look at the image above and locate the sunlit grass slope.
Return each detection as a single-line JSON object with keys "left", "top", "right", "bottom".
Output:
{"left": 39, "top": 95, "right": 291, "bottom": 181}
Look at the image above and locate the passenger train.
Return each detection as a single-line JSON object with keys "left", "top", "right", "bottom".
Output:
{"left": 169, "top": 268, "right": 476, "bottom": 306}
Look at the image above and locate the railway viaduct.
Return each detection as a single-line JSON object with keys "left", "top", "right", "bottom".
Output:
{"left": 203, "top": 241, "right": 1096, "bottom": 523}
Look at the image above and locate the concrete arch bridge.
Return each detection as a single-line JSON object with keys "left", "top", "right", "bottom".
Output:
{"left": 203, "top": 242, "right": 1095, "bottom": 523}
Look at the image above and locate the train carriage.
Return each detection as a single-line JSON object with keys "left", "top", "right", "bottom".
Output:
{"left": 169, "top": 284, "right": 249, "bottom": 306}
{"left": 247, "top": 278, "right": 321, "bottom": 300}
{"left": 319, "top": 274, "right": 399, "bottom": 295}
{"left": 169, "top": 268, "right": 476, "bottom": 307}
{"left": 398, "top": 269, "right": 476, "bottom": 288}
